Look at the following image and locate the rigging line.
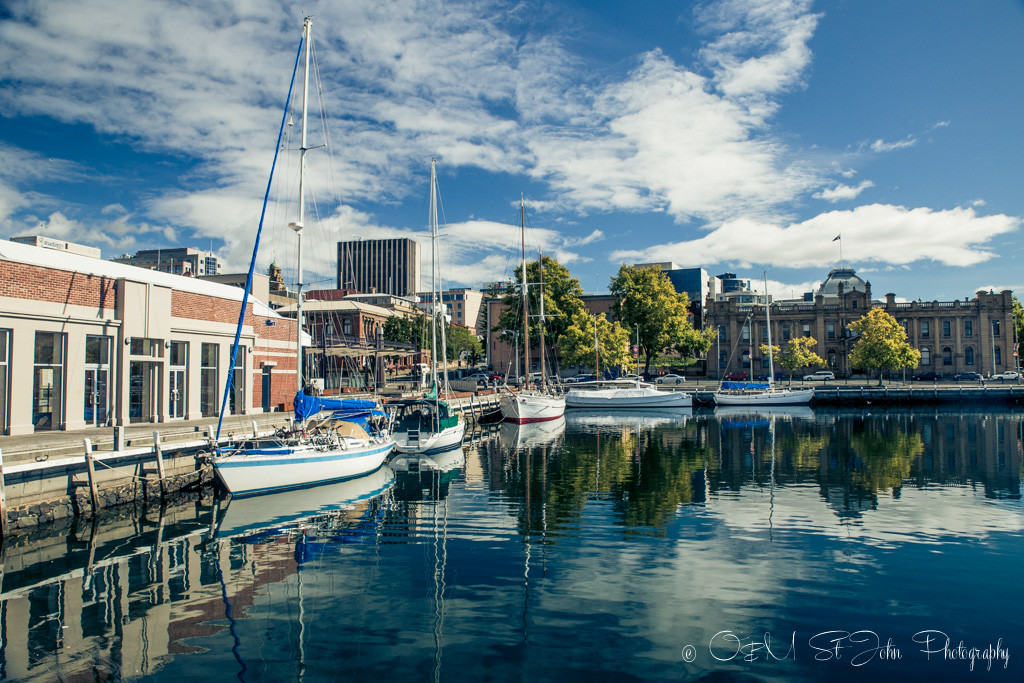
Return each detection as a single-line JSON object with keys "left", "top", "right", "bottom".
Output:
{"left": 216, "top": 30, "right": 305, "bottom": 442}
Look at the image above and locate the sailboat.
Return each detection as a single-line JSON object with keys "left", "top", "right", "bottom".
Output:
{"left": 212, "top": 17, "right": 394, "bottom": 497}
{"left": 714, "top": 273, "right": 813, "bottom": 407}
{"left": 391, "top": 159, "right": 466, "bottom": 455}
{"left": 499, "top": 198, "right": 566, "bottom": 423}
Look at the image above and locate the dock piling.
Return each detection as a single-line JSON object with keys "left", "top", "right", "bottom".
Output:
{"left": 153, "top": 431, "right": 166, "bottom": 496}
{"left": 83, "top": 439, "right": 101, "bottom": 513}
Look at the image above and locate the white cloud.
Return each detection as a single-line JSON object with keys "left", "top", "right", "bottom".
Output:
{"left": 814, "top": 180, "right": 874, "bottom": 202}
{"left": 870, "top": 136, "right": 918, "bottom": 153}
{"left": 610, "top": 204, "right": 1020, "bottom": 269}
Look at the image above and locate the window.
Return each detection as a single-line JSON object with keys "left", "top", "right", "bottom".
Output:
{"left": 0, "top": 329, "right": 9, "bottom": 434}
{"left": 827, "top": 349, "right": 837, "bottom": 367}
{"left": 827, "top": 323, "right": 835, "bottom": 340}
{"left": 200, "top": 343, "right": 219, "bottom": 416}
{"left": 851, "top": 300, "right": 858, "bottom": 309}
{"left": 169, "top": 341, "right": 187, "bottom": 419}
{"left": 965, "top": 346, "right": 974, "bottom": 365}
{"left": 802, "top": 323, "right": 811, "bottom": 338}
{"left": 993, "top": 320, "right": 1001, "bottom": 336}
{"left": 761, "top": 325, "right": 768, "bottom": 341}
{"left": 782, "top": 323, "right": 791, "bottom": 340}
{"left": 229, "top": 347, "right": 245, "bottom": 415}
{"left": 741, "top": 325, "right": 750, "bottom": 341}
{"left": 964, "top": 320, "right": 973, "bottom": 337}
{"left": 343, "top": 318, "right": 353, "bottom": 336}
{"left": 994, "top": 346, "right": 1001, "bottom": 365}
{"left": 921, "top": 347, "right": 931, "bottom": 366}
{"left": 718, "top": 325, "right": 727, "bottom": 341}
{"left": 741, "top": 350, "right": 750, "bottom": 368}
{"left": 943, "top": 321, "right": 951, "bottom": 337}
{"left": 129, "top": 337, "right": 161, "bottom": 357}
{"left": 719, "top": 352, "right": 727, "bottom": 369}
{"left": 33, "top": 332, "right": 65, "bottom": 431}
{"left": 942, "top": 347, "right": 953, "bottom": 365}
{"left": 84, "top": 335, "right": 112, "bottom": 426}
{"left": 921, "top": 320, "right": 930, "bottom": 338}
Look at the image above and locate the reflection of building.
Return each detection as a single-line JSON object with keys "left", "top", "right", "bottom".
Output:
{"left": 337, "top": 238, "right": 421, "bottom": 297}
{"left": 706, "top": 266, "right": 1017, "bottom": 378}
{"left": 0, "top": 240, "right": 297, "bottom": 435}
{"left": 111, "top": 247, "right": 222, "bottom": 277}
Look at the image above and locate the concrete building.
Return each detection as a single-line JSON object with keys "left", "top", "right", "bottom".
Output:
{"left": 416, "top": 288, "right": 484, "bottom": 333}
{"left": 706, "top": 266, "right": 1018, "bottom": 379}
{"left": 0, "top": 240, "right": 297, "bottom": 435}
{"left": 111, "top": 247, "right": 222, "bottom": 277}
{"left": 337, "top": 238, "right": 421, "bottom": 297}
{"left": 10, "top": 235, "right": 102, "bottom": 259}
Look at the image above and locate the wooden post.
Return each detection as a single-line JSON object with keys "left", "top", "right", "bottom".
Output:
{"left": 84, "top": 439, "right": 100, "bottom": 514}
{"left": 0, "top": 448, "right": 8, "bottom": 539}
{"left": 153, "top": 431, "right": 166, "bottom": 496}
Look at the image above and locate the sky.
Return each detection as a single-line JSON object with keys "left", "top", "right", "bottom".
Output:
{"left": 1, "top": 0, "right": 1022, "bottom": 303}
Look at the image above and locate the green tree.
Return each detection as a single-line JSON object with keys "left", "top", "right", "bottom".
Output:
{"left": 559, "top": 313, "right": 631, "bottom": 374}
{"left": 609, "top": 264, "right": 715, "bottom": 375}
{"left": 493, "top": 254, "right": 589, "bottom": 371}
{"left": 760, "top": 337, "right": 825, "bottom": 385}
{"left": 848, "top": 309, "right": 921, "bottom": 385}
{"left": 1013, "top": 296, "right": 1023, "bottom": 364}
{"left": 382, "top": 314, "right": 427, "bottom": 347}
{"left": 446, "top": 323, "right": 482, "bottom": 364}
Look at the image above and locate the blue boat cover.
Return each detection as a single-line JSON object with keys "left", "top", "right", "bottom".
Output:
{"left": 293, "top": 391, "right": 386, "bottom": 428}
{"left": 720, "top": 381, "right": 771, "bottom": 390}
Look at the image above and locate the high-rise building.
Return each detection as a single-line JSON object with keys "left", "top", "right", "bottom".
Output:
{"left": 337, "top": 238, "right": 421, "bottom": 297}
{"left": 111, "top": 247, "right": 221, "bottom": 276}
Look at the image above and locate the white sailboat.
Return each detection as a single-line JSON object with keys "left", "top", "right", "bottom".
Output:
{"left": 391, "top": 159, "right": 466, "bottom": 454}
{"left": 212, "top": 17, "right": 394, "bottom": 497}
{"left": 714, "top": 273, "right": 813, "bottom": 407}
{"left": 499, "top": 197, "right": 566, "bottom": 423}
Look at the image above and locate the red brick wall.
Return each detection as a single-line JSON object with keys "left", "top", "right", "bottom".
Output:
{"left": 0, "top": 262, "right": 116, "bottom": 309}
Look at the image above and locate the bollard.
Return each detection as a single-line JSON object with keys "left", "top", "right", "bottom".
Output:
{"left": 84, "top": 439, "right": 101, "bottom": 513}
{"left": 153, "top": 431, "right": 166, "bottom": 496}
{"left": 0, "top": 448, "right": 7, "bottom": 538}
{"left": 113, "top": 425, "right": 125, "bottom": 452}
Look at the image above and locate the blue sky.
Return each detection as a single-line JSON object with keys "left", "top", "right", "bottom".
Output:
{"left": 1, "top": 0, "right": 1022, "bottom": 303}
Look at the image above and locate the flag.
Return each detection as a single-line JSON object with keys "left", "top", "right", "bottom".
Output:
{"left": 832, "top": 234, "right": 841, "bottom": 242}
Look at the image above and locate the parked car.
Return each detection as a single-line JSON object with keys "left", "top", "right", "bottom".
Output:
{"left": 756, "top": 372, "right": 787, "bottom": 382}
{"left": 724, "top": 370, "right": 749, "bottom": 381}
{"left": 655, "top": 374, "right": 686, "bottom": 385}
{"left": 990, "top": 371, "right": 1020, "bottom": 381}
{"left": 953, "top": 372, "right": 982, "bottom": 381}
{"left": 913, "top": 371, "right": 944, "bottom": 381}
{"left": 803, "top": 370, "right": 835, "bottom": 381}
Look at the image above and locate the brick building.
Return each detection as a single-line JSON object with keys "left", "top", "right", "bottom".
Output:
{"left": 707, "top": 266, "right": 1018, "bottom": 379}
{"left": 0, "top": 240, "right": 298, "bottom": 435}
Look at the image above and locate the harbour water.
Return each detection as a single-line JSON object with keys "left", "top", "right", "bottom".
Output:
{"left": 0, "top": 407, "right": 1020, "bottom": 681}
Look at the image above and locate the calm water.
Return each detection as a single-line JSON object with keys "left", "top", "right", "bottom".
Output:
{"left": 0, "top": 407, "right": 1020, "bottom": 682}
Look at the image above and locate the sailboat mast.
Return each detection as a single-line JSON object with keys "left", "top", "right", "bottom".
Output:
{"left": 764, "top": 272, "right": 775, "bottom": 385}
{"left": 520, "top": 196, "right": 530, "bottom": 389}
{"left": 538, "top": 252, "right": 548, "bottom": 389}
{"left": 429, "top": 159, "right": 439, "bottom": 396}
{"left": 290, "top": 16, "right": 313, "bottom": 395}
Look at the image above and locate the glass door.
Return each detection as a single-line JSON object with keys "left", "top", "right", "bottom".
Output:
{"left": 84, "top": 335, "right": 111, "bottom": 426}
{"left": 33, "top": 332, "right": 65, "bottom": 431}
{"left": 129, "top": 361, "right": 161, "bottom": 423}
{"left": 169, "top": 341, "right": 187, "bottom": 419}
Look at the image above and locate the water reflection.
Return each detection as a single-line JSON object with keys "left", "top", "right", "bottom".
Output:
{"left": 0, "top": 409, "right": 1019, "bottom": 680}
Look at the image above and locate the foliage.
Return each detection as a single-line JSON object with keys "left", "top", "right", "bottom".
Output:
{"left": 1013, "top": 296, "right": 1023, "bottom": 362}
{"left": 609, "top": 264, "right": 715, "bottom": 374}
{"left": 559, "top": 312, "right": 631, "bottom": 373}
{"left": 446, "top": 324, "right": 482, "bottom": 363}
{"left": 760, "top": 336, "right": 825, "bottom": 383}
{"left": 493, "top": 254, "right": 589, "bottom": 368}
{"left": 847, "top": 309, "right": 921, "bottom": 384}
{"left": 382, "top": 314, "right": 426, "bottom": 347}
{"left": 848, "top": 429, "right": 923, "bottom": 492}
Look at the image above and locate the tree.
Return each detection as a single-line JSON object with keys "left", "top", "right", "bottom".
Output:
{"left": 1013, "top": 296, "right": 1023, "bottom": 365}
{"left": 760, "top": 337, "right": 825, "bottom": 385}
{"left": 609, "top": 264, "right": 715, "bottom": 375}
{"left": 446, "top": 323, "right": 482, "bottom": 364}
{"left": 847, "top": 309, "right": 921, "bottom": 385}
{"left": 382, "top": 314, "right": 427, "bottom": 347}
{"left": 559, "top": 312, "right": 631, "bottom": 374}
{"left": 493, "top": 254, "right": 589, "bottom": 372}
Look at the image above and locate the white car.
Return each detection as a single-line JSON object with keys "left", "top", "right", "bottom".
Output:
{"left": 803, "top": 370, "right": 835, "bottom": 381}
{"left": 989, "top": 371, "right": 1020, "bottom": 380}
{"left": 655, "top": 374, "right": 686, "bottom": 385}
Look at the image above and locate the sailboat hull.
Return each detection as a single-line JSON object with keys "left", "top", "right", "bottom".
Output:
{"left": 713, "top": 388, "right": 814, "bottom": 406}
{"left": 213, "top": 438, "right": 394, "bottom": 497}
{"left": 394, "top": 421, "right": 466, "bottom": 455}
{"left": 565, "top": 385, "right": 692, "bottom": 408}
{"left": 500, "top": 391, "right": 566, "bottom": 423}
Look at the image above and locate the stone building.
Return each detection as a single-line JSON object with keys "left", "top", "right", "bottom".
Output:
{"left": 0, "top": 240, "right": 298, "bottom": 435}
{"left": 706, "top": 266, "right": 1018, "bottom": 379}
